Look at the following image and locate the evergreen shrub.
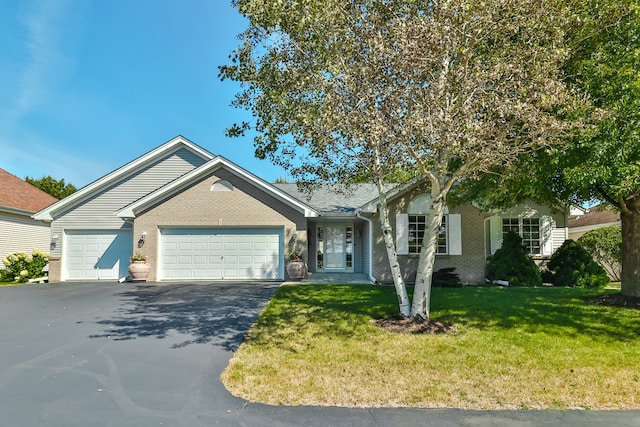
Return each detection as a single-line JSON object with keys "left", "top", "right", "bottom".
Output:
{"left": 486, "top": 231, "right": 541, "bottom": 286}
{"left": 546, "top": 239, "right": 609, "bottom": 288}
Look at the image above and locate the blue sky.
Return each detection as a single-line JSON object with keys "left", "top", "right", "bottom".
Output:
{"left": 0, "top": 0, "right": 288, "bottom": 188}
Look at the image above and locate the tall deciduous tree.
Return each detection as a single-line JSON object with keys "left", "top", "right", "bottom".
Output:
{"left": 25, "top": 176, "right": 76, "bottom": 200}
{"left": 458, "top": 0, "right": 640, "bottom": 297}
{"left": 221, "top": 0, "right": 572, "bottom": 318}
{"left": 561, "top": 0, "right": 640, "bottom": 297}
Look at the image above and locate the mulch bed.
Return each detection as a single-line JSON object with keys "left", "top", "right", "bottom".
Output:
{"left": 373, "top": 314, "right": 457, "bottom": 334}
{"left": 589, "top": 293, "right": 640, "bottom": 308}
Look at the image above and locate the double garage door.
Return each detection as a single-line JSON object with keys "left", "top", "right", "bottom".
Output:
{"left": 160, "top": 228, "right": 283, "bottom": 281}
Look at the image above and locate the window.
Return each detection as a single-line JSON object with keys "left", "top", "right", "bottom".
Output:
{"left": 408, "top": 215, "right": 447, "bottom": 254}
{"left": 502, "top": 217, "right": 541, "bottom": 255}
{"left": 210, "top": 180, "right": 233, "bottom": 192}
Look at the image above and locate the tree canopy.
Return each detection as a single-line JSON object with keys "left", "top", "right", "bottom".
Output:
{"left": 25, "top": 176, "right": 77, "bottom": 200}
{"left": 456, "top": 0, "right": 640, "bottom": 296}
{"left": 221, "top": 0, "right": 576, "bottom": 317}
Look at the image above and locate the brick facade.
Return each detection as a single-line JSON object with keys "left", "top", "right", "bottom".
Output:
{"left": 371, "top": 186, "right": 486, "bottom": 284}
{"left": 132, "top": 168, "right": 307, "bottom": 281}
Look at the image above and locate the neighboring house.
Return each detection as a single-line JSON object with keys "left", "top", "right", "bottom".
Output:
{"left": 568, "top": 204, "right": 621, "bottom": 240}
{"left": 0, "top": 169, "right": 58, "bottom": 258}
{"left": 34, "top": 136, "right": 572, "bottom": 284}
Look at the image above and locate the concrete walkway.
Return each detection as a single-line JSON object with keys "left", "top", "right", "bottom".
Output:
{"left": 0, "top": 282, "right": 638, "bottom": 426}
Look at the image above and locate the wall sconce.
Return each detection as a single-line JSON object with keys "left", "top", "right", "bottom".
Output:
{"left": 138, "top": 231, "right": 147, "bottom": 248}
{"left": 50, "top": 234, "right": 59, "bottom": 250}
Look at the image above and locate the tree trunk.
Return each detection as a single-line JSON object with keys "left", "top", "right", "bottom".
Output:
{"left": 376, "top": 180, "right": 412, "bottom": 316}
{"left": 621, "top": 207, "right": 640, "bottom": 297}
{"left": 410, "top": 191, "right": 447, "bottom": 320}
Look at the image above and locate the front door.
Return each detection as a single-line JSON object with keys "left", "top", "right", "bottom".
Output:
{"left": 317, "top": 224, "right": 353, "bottom": 271}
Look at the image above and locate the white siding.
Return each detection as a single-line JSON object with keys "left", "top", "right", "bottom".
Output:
{"left": 50, "top": 148, "right": 208, "bottom": 257}
{"left": 552, "top": 227, "right": 568, "bottom": 253}
{"left": 0, "top": 213, "right": 50, "bottom": 257}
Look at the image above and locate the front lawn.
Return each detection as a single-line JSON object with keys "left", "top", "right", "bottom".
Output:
{"left": 222, "top": 285, "right": 640, "bottom": 409}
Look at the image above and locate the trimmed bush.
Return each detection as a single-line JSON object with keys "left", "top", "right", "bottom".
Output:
{"left": 577, "top": 226, "right": 622, "bottom": 281}
{"left": 546, "top": 239, "right": 609, "bottom": 288}
{"left": 486, "top": 231, "right": 542, "bottom": 287}
{"left": 1, "top": 249, "right": 49, "bottom": 283}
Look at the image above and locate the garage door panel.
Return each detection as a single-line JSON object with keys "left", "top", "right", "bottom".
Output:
{"left": 160, "top": 228, "right": 282, "bottom": 280}
{"left": 64, "top": 231, "right": 132, "bottom": 281}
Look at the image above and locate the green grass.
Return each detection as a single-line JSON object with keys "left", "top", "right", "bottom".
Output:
{"left": 0, "top": 280, "right": 21, "bottom": 286}
{"left": 222, "top": 284, "right": 640, "bottom": 409}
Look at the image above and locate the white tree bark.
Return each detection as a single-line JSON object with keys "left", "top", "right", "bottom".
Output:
{"left": 373, "top": 145, "right": 411, "bottom": 316}
{"left": 410, "top": 194, "right": 447, "bottom": 319}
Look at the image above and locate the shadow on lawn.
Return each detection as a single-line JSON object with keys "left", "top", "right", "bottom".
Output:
{"left": 248, "top": 285, "right": 640, "bottom": 347}
{"left": 89, "top": 282, "right": 280, "bottom": 351}
{"left": 432, "top": 286, "right": 640, "bottom": 341}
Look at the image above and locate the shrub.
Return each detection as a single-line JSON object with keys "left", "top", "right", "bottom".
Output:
{"left": 1, "top": 249, "right": 50, "bottom": 283}
{"left": 432, "top": 267, "right": 462, "bottom": 287}
{"left": 486, "top": 231, "right": 541, "bottom": 286}
{"left": 546, "top": 239, "right": 609, "bottom": 288}
{"left": 577, "top": 226, "right": 622, "bottom": 281}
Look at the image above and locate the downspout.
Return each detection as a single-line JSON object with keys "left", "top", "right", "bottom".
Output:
{"left": 356, "top": 209, "right": 376, "bottom": 284}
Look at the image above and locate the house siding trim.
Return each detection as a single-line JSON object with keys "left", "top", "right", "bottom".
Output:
{"left": 33, "top": 136, "right": 214, "bottom": 221}
{"left": 117, "top": 157, "right": 318, "bottom": 219}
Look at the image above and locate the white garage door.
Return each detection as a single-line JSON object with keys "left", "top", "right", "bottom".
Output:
{"left": 160, "top": 228, "right": 283, "bottom": 280}
{"left": 64, "top": 230, "right": 132, "bottom": 280}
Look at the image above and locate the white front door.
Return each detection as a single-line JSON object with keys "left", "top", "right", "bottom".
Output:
{"left": 317, "top": 224, "right": 353, "bottom": 271}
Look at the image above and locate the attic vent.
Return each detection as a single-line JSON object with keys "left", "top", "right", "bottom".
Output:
{"left": 408, "top": 193, "right": 448, "bottom": 214}
{"left": 210, "top": 180, "right": 233, "bottom": 192}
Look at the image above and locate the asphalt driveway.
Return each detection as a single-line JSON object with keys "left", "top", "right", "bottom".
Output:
{"left": 1, "top": 282, "right": 639, "bottom": 427}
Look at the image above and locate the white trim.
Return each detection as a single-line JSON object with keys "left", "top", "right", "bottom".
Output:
{"left": 33, "top": 136, "right": 214, "bottom": 221}
{"left": 116, "top": 156, "right": 318, "bottom": 219}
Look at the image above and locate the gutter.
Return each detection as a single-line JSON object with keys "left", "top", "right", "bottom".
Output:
{"left": 356, "top": 209, "right": 376, "bottom": 284}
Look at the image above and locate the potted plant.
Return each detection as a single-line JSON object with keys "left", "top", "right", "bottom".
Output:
{"left": 128, "top": 252, "right": 150, "bottom": 282}
{"left": 286, "top": 250, "right": 307, "bottom": 280}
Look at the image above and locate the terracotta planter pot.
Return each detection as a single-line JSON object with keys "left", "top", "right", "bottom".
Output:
{"left": 128, "top": 261, "right": 150, "bottom": 282}
{"left": 286, "top": 261, "right": 307, "bottom": 280}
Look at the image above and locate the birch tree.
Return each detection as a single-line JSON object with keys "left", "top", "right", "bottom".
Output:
{"left": 220, "top": 0, "right": 572, "bottom": 319}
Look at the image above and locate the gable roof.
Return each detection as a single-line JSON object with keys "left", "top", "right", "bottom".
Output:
{"left": 33, "top": 136, "right": 214, "bottom": 221}
{"left": 0, "top": 168, "right": 58, "bottom": 214}
{"left": 569, "top": 204, "right": 620, "bottom": 229}
{"left": 116, "top": 156, "right": 319, "bottom": 218}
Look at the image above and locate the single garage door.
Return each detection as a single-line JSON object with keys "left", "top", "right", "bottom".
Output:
{"left": 160, "top": 228, "right": 283, "bottom": 280}
{"left": 64, "top": 230, "right": 132, "bottom": 280}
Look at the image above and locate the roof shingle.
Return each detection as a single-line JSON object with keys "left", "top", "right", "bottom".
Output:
{"left": 569, "top": 204, "right": 620, "bottom": 228}
{"left": 0, "top": 169, "right": 59, "bottom": 213}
